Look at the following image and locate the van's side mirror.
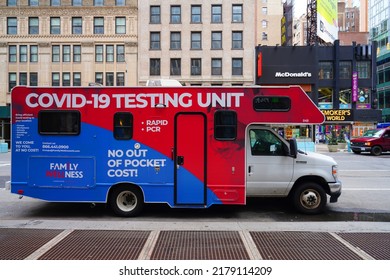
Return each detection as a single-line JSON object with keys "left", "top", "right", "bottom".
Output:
{"left": 289, "top": 138, "right": 297, "bottom": 158}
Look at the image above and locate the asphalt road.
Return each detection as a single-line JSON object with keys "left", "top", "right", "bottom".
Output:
{"left": 1, "top": 147, "right": 390, "bottom": 223}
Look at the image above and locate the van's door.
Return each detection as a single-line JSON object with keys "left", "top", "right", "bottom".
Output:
{"left": 174, "top": 113, "right": 206, "bottom": 205}
{"left": 246, "top": 125, "right": 294, "bottom": 196}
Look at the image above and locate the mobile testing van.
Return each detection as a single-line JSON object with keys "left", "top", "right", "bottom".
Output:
{"left": 10, "top": 86, "right": 341, "bottom": 216}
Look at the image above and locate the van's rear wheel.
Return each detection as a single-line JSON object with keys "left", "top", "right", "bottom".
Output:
{"left": 292, "top": 182, "right": 326, "bottom": 214}
{"left": 109, "top": 185, "right": 144, "bottom": 217}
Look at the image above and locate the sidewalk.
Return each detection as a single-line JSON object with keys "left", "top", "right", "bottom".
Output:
{"left": 1, "top": 220, "right": 389, "bottom": 260}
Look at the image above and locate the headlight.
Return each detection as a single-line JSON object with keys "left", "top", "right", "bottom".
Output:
{"left": 365, "top": 142, "right": 371, "bottom": 146}
{"left": 332, "top": 165, "right": 338, "bottom": 180}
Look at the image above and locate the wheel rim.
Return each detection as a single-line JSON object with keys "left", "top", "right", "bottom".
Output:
{"left": 300, "top": 189, "right": 321, "bottom": 210}
{"left": 116, "top": 190, "right": 137, "bottom": 212}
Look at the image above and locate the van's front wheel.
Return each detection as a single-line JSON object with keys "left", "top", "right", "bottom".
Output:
{"left": 109, "top": 185, "right": 144, "bottom": 217}
{"left": 292, "top": 182, "right": 327, "bottom": 214}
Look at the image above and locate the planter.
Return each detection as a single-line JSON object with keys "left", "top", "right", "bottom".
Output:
{"left": 337, "top": 142, "right": 347, "bottom": 150}
{"left": 327, "top": 144, "right": 338, "bottom": 152}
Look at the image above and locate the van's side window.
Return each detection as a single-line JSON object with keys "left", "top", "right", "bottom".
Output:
{"left": 214, "top": 110, "right": 237, "bottom": 140}
{"left": 249, "top": 129, "right": 284, "bottom": 156}
{"left": 39, "top": 110, "right": 80, "bottom": 135}
{"left": 114, "top": 112, "right": 133, "bottom": 140}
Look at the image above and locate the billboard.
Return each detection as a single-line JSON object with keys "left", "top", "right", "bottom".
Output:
{"left": 317, "top": 0, "right": 338, "bottom": 43}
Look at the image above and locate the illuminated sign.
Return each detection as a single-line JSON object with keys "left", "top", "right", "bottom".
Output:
{"left": 321, "top": 109, "right": 353, "bottom": 122}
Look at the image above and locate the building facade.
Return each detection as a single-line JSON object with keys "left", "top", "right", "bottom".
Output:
{"left": 369, "top": 0, "right": 390, "bottom": 122}
{"left": 138, "top": 0, "right": 255, "bottom": 86}
{"left": 256, "top": 42, "right": 381, "bottom": 139}
{"left": 0, "top": 0, "right": 138, "bottom": 142}
{"left": 0, "top": 0, "right": 138, "bottom": 101}
{"left": 256, "top": 0, "right": 283, "bottom": 46}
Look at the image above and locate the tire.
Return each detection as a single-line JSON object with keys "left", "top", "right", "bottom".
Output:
{"left": 109, "top": 185, "right": 144, "bottom": 217}
{"left": 292, "top": 182, "right": 327, "bottom": 214}
{"left": 371, "top": 146, "right": 382, "bottom": 156}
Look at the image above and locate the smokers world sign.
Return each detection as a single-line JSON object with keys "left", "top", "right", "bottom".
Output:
{"left": 321, "top": 109, "right": 354, "bottom": 122}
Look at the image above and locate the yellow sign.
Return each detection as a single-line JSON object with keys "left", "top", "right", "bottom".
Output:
{"left": 322, "top": 109, "right": 353, "bottom": 122}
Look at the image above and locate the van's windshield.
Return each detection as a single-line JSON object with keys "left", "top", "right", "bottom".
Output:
{"left": 364, "top": 129, "right": 384, "bottom": 138}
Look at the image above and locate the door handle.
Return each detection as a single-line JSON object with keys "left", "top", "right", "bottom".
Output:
{"left": 177, "top": 156, "right": 184, "bottom": 166}
{"left": 248, "top": 165, "right": 253, "bottom": 175}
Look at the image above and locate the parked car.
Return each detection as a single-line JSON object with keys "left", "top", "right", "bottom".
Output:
{"left": 350, "top": 127, "right": 390, "bottom": 156}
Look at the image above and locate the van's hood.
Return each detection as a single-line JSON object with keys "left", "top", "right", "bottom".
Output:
{"left": 296, "top": 150, "right": 337, "bottom": 165}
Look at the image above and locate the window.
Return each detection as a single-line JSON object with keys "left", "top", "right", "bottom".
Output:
{"left": 191, "top": 58, "right": 201, "bottom": 75}
{"left": 171, "top": 5, "right": 181, "bottom": 24}
{"left": 214, "top": 110, "right": 237, "bottom": 140}
{"left": 52, "top": 72, "right": 60, "bottom": 86}
{"left": 114, "top": 112, "right": 133, "bottom": 140}
{"left": 211, "top": 58, "right": 222, "bottom": 75}
{"left": 29, "top": 17, "right": 39, "bottom": 34}
{"left": 115, "top": 17, "right": 126, "bottom": 34}
{"left": 39, "top": 111, "right": 80, "bottom": 135}
{"left": 253, "top": 96, "right": 291, "bottom": 111}
{"left": 106, "top": 72, "right": 114, "bottom": 86}
{"left": 73, "top": 45, "right": 81, "bottom": 62}
{"left": 30, "top": 73, "right": 38, "bottom": 86}
{"left": 191, "top": 5, "right": 201, "bottom": 23}
{"left": 116, "top": 0, "right": 125, "bottom": 6}
{"left": 30, "top": 45, "right": 38, "bottom": 62}
{"left": 211, "top": 32, "right": 222, "bottom": 49}
{"left": 63, "top": 45, "right": 71, "bottom": 62}
{"left": 232, "top": 31, "right": 243, "bottom": 49}
{"left": 29, "top": 0, "right": 39, "bottom": 6}
{"left": 170, "top": 32, "right": 181, "bottom": 49}
{"left": 191, "top": 32, "right": 202, "bottom": 49}
{"left": 52, "top": 45, "right": 60, "bottom": 62}
{"left": 95, "top": 72, "right": 103, "bottom": 84}
{"left": 170, "top": 58, "right": 181, "bottom": 75}
{"left": 72, "top": 0, "right": 82, "bottom": 6}
{"left": 73, "top": 72, "right": 81, "bottom": 86}
{"left": 95, "top": 45, "right": 103, "bottom": 62}
{"left": 318, "top": 62, "right": 333, "bottom": 79}
{"left": 63, "top": 72, "right": 71, "bottom": 86}
{"left": 51, "top": 0, "right": 60, "bottom": 6}
{"left": 19, "top": 45, "right": 27, "bottom": 62}
{"left": 7, "top": 0, "right": 17, "bottom": 6}
{"left": 262, "top": 32, "right": 268, "bottom": 40}
{"left": 232, "top": 58, "right": 243, "bottom": 75}
{"left": 94, "top": 0, "right": 103, "bottom": 6}
{"left": 9, "top": 46, "right": 17, "bottom": 63}
{"left": 9, "top": 73, "right": 17, "bottom": 92}
{"left": 106, "top": 45, "right": 114, "bottom": 62}
{"left": 150, "top": 32, "right": 161, "bottom": 49}
{"left": 7, "top": 18, "right": 17, "bottom": 35}
{"left": 339, "top": 61, "right": 351, "bottom": 79}
{"left": 19, "top": 73, "right": 27, "bottom": 86}
{"left": 117, "top": 72, "right": 125, "bottom": 86}
{"left": 94, "top": 17, "right": 104, "bottom": 34}
{"left": 117, "top": 45, "right": 125, "bottom": 62}
{"left": 72, "top": 17, "right": 82, "bottom": 34}
{"left": 211, "top": 5, "right": 222, "bottom": 23}
{"left": 318, "top": 88, "right": 333, "bottom": 109}
{"left": 357, "top": 61, "right": 371, "bottom": 79}
{"left": 150, "top": 59, "right": 160, "bottom": 76}
{"left": 50, "top": 17, "right": 60, "bottom": 34}
{"left": 249, "top": 129, "right": 284, "bottom": 156}
{"left": 262, "top": 7, "right": 267, "bottom": 15}
{"left": 150, "top": 6, "right": 161, "bottom": 24}
{"left": 262, "top": 20, "right": 268, "bottom": 28}
{"left": 232, "top": 4, "right": 243, "bottom": 22}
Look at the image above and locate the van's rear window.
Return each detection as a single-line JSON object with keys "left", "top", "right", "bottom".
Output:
{"left": 38, "top": 110, "right": 80, "bottom": 135}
